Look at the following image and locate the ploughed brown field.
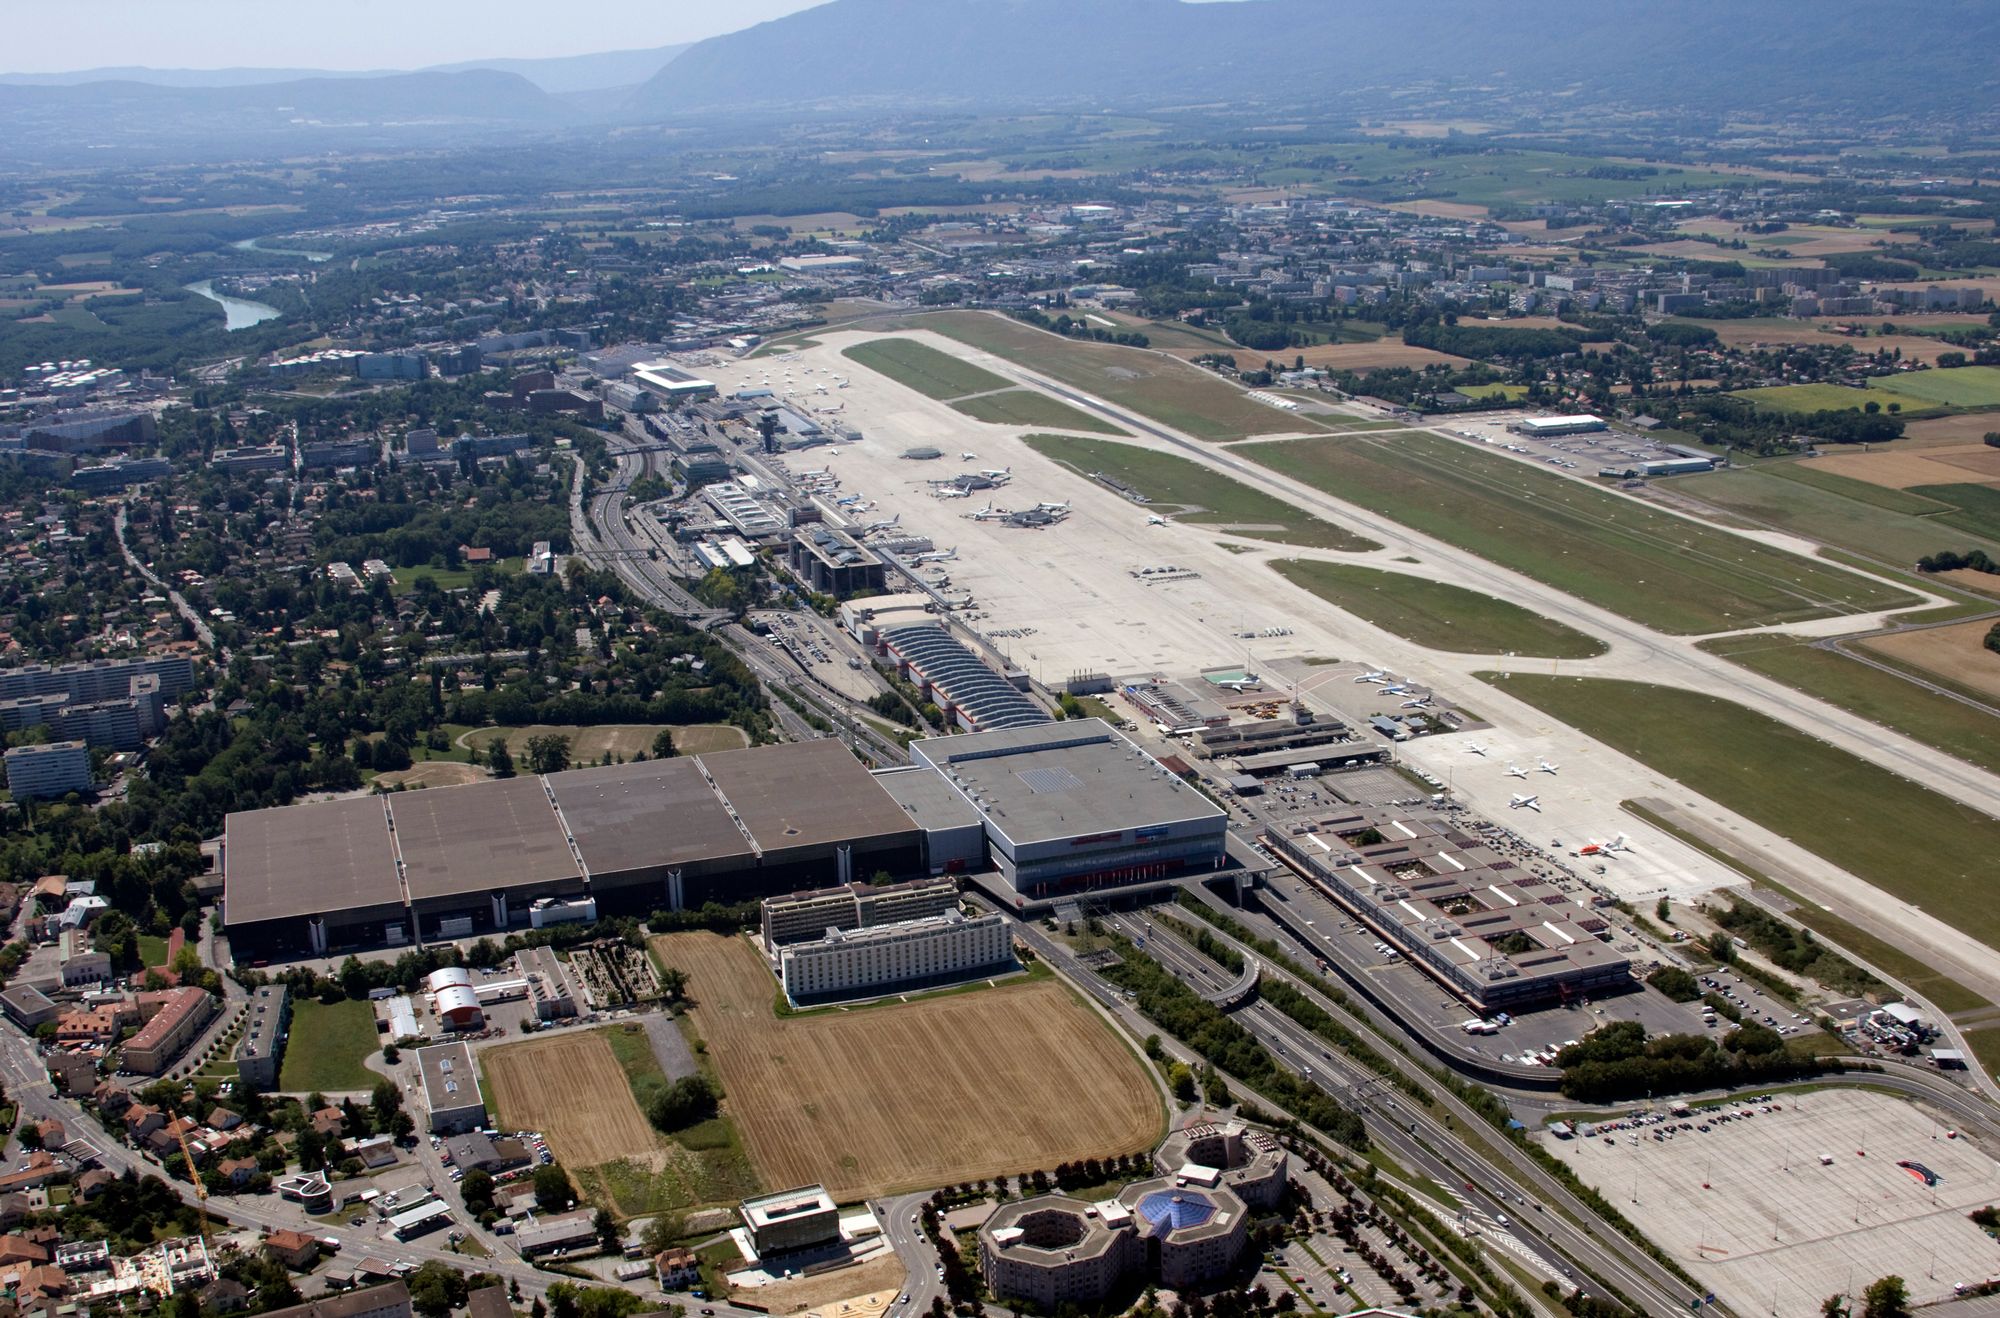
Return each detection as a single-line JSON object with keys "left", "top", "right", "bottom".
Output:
{"left": 653, "top": 931, "right": 1162, "bottom": 1201}
{"left": 483, "top": 1030, "right": 658, "bottom": 1167}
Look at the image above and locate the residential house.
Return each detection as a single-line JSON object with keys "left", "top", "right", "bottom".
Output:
{"left": 263, "top": 1229, "right": 321, "bottom": 1271}
{"left": 73, "top": 1170, "right": 112, "bottom": 1201}
{"left": 0, "top": 1236, "right": 50, "bottom": 1268}
{"left": 216, "top": 1157, "right": 259, "bottom": 1188}
{"left": 202, "top": 1278, "right": 252, "bottom": 1313}
{"left": 310, "top": 1106, "right": 347, "bottom": 1138}
{"left": 656, "top": 1248, "right": 700, "bottom": 1288}
{"left": 92, "top": 1082, "right": 132, "bottom": 1118}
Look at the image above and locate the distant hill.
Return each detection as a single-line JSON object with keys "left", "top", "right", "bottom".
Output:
{"left": 625, "top": 0, "right": 2000, "bottom": 122}
{"left": 0, "top": 43, "right": 688, "bottom": 96}
{"left": 0, "top": 70, "right": 560, "bottom": 163}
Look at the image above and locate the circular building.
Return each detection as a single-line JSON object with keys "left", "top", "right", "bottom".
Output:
{"left": 979, "top": 1196, "right": 1142, "bottom": 1308}
{"left": 1117, "top": 1178, "right": 1250, "bottom": 1291}
{"left": 1154, "top": 1120, "right": 1289, "bottom": 1210}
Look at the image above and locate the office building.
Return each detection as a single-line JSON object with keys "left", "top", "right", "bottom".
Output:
{"left": 235, "top": 985, "right": 291, "bottom": 1090}
{"left": 778, "top": 911, "right": 1013, "bottom": 1004}
{"left": 739, "top": 1185, "right": 840, "bottom": 1256}
{"left": 760, "top": 876, "right": 958, "bottom": 946}
{"left": 417, "top": 1042, "right": 486, "bottom": 1133}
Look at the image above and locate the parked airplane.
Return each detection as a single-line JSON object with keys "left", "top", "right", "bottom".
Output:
{"left": 1146, "top": 514, "right": 1172, "bottom": 526}
{"left": 979, "top": 467, "right": 1012, "bottom": 481}
{"left": 961, "top": 452, "right": 978, "bottom": 461}
{"left": 1353, "top": 671, "right": 1386, "bottom": 684}
{"left": 1399, "top": 698, "right": 1432, "bottom": 710}
{"left": 1035, "top": 500, "right": 1071, "bottom": 513}
{"left": 1509, "top": 794, "right": 1541, "bottom": 812}
{"left": 1213, "top": 677, "right": 1264, "bottom": 693}
{"left": 1380, "top": 683, "right": 1410, "bottom": 695}
{"left": 969, "top": 504, "right": 1009, "bottom": 521}
{"left": 911, "top": 548, "right": 958, "bottom": 563}
{"left": 1465, "top": 742, "right": 1488, "bottom": 757}
{"left": 1582, "top": 833, "right": 1633, "bottom": 857}
{"left": 936, "top": 487, "right": 971, "bottom": 499}
{"left": 1537, "top": 759, "right": 1560, "bottom": 775}
{"left": 859, "top": 515, "right": 900, "bottom": 533}
{"left": 1504, "top": 763, "right": 1529, "bottom": 779}
{"left": 834, "top": 495, "right": 861, "bottom": 506}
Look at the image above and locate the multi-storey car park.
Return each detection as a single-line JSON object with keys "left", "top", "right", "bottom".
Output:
{"left": 1262, "top": 802, "right": 1632, "bottom": 1011}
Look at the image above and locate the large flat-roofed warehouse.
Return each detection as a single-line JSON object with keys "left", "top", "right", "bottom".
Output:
{"left": 225, "top": 741, "right": 921, "bottom": 960}
{"left": 391, "top": 776, "right": 582, "bottom": 939}
{"left": 911, "top": 719, "right": 1227, "bottom": 905}
{"left": 1262, "top": 805, "right": 1631, "bottom": 1010}
{"left": 222, "top": 796, "right": 409, "bottom": 956}
{"left": 546, "top": 758, "right": 756, "bottom": 906}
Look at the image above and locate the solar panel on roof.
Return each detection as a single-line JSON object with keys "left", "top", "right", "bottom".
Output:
{"left": 1016, "top": 766, "right": 1084, "bottom": 794}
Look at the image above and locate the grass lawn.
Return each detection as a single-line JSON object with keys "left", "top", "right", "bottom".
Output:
{"left": 1239, "top": 431, "right": 1918, "bottom": 633}
{"left": 1672, "top": 465, "right": 2000, "bottom": 567}
{"left": 1274, "top": 559, "right": 1606, "bottom": 658}
{"left": 1024, "top": 433, "right": 1376, "bottom": 551}
{"left": 1488, "top": 674, "right": 2000, "bottom": 955}
{"left": 1701, "top": 634, "right": 2000, "bottom": 777}
{"left": 458, "top": 723, "right": 748, "bottom": 762}
{"left": 136, "top": 934, "right": 169, "bottom": 969}
{"left": 841, "top": 337, "right": 1011, "bottom": 400}
{"left": 1869, "top": 366, "right": 2000, "bottom": 410}
{"left": 1454, "top": 382, "right": 1528, "bottom": 401}
{"left": 278, "top": 999, "right": 380, "bottom": 1093}
{"left": 1963, "top": 1026, "right": 2000, "bottom": 1081}
{"left": 601, "top": 1021, "right": 670, "bottom": 1114}
{"left": 391, "top": 558, "right": 524, "bottom": 595}
{"left": 913, "top": 310, "right": 1303, "bottom": 441}
{"left": 951, "top": 389, "right": 1129, "bottom": 435}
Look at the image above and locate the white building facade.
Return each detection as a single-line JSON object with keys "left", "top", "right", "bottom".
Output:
{"left": 778, "top": 911, "right": 1012, "bottom": 1003}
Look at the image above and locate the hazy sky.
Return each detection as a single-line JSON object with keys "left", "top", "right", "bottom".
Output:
{"left": 4, "top": 0, "right": 832, "bottom": 73}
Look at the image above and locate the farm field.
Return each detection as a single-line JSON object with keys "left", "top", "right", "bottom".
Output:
{"left": 1868, "top": 365, "right": 2000, "bottom": 410}
{"left": 458, "top": 723, "right": 749, "bottom": 761}
{"left": 1238, "top": 431, "right": 1920, "bottom": 633}
{"left": 1730, "top": 381, "right": 1936, "bottom": 414}
{"left": 1670, "top": 465, "right": 2000, "bottom": 566}
{"left": 1488, "top": 674, "right": 2000, "bottom": 954}
{"left": 1699, "top": 634, "right": 2000, "bottom": 776}
{"left": 1024, "top": 434, "right": 1377, "bottom": 551}
{"left": 483, "top": 1027, "right": 757, "bottom": 1219}
{"left": 951, "top": 389, "right": 1128, "bottom": 435}
{"left": 277, "top": 999, "right": 378, "bottom": 1093}
{"left": 1913, "top": 482, "right": 2000, "bottom": 539}
{"left": 1806, "top": 443, "right": 2000, "bottom": 490}
{"left": 1667, "top": 316, "right": 1975, "bottom": 367}
{"left": 912, "top": 310, "right": 1304, "bottom": 441}
{"left": 654, "top": 931, "right": 1161, "bottom": 1202}
{"left": 1901, "top": 412, "right": 2000, "bottom": 447}
{"left": 1454, "top": 382, "right": 1528, "bottom": 401}
{"left": 1231, "top": 341, "right": 1471, "bottom": 374}
{"left": 1273, "top": 559, "right": 1606, "bottom": 658}
{"left": 1859, "top": 619, "right": 2000, "bottom": 704}
{"left": 841, "top": 337, "right": 1012, "bottom": 400}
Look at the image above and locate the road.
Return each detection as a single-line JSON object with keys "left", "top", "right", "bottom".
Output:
{"left": 875, "top": 1191, "right": 946, "bottom": 1318}
{"left": 114, "top": 503, "right": 225, "bottom": 660}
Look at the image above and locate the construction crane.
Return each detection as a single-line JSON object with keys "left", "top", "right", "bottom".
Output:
{"left": 177, "top": 1126, "right": 208, "bottom": 1240}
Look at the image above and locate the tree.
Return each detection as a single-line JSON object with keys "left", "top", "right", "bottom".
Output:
{"left": 486, "top": 737, "right": 516, "bottom": 778}
{"left": 525, "top": 733, "right": 572, "bottom": 776}
{"left": 1655, "top": 896, "right": 1671, "bottom": 924}
{"left": 371, "top": 1078, "right": 403, "bottom": 1128}
{"left": 646, "top": 1075, "right": 720, "bottom": 1132}
{"left": 407, "top": 1261, "right": 469, "bottom": 1318}
{"left": 1861, "top": 1276, "right": 1909, "bottom": 1318}
{"left": 651, "top": 727, "right": 677, "bottom": 759}
{"left": 534, "top": 1162, "right": 577, "bottom": 1211}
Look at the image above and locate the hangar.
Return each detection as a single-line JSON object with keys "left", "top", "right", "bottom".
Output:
{"left": 223, "top": 740, "right": 921, "bottom": 961}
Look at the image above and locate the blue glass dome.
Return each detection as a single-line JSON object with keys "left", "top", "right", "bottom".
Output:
{"left": 1136, "top": 1191, "right": 1215, "bottom": 1232}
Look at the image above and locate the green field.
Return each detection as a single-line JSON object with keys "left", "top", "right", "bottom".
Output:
{"left": 1454, "top": 382, "right": 1528, "bottom": 401}
{"left": 1023, "top": 434, "right": 1376, "bottom": 551}
{"left": 1238, "top": 432, "right": 1919, "bottom": 633}
{"left": 841, "top": 337, "right": 1012, "bottom": 399}
{"left": 1273, "top": 560, "right": 1606, "bottom": 658}
{"left": 1869, "top": 366, "right": 2000, "bottom": 410}
{"left": 915, "top": 311, "right": 1306, "bottom": 441}
{"left": 1912, "top": 483, "right": 2000, "bottom": 540}
{"left": 278, "top": 999, "right": 380, "bottom": 1093}
{"left": 1700, "top": 634, "right": 2000, "bottom": 777}
{"left": 1673, "top": 465, "right": 2000, "bottom": 566}
{"left": 1488, "top": 675, "right": 2000, "bottom": 954}
{"left": 1729, "top": 383, "right": 1928, "bottom": 414}
{"left": 951, "top": 389, "right": 1129, "bottom": 435}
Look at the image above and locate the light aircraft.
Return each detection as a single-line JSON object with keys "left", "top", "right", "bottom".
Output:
{"left": 1509, "top": 794, "right": 1541, "bottom": 812}
{"left": 1504, "top": 763, "right": 1529, "bottom": 779}
{"left": 936, "top": 488, "right": 971, "bottom": 499}
{"left": 1465, "top": 742, "right": 1488, "bottom": 757}
{"left": 1147, "top": 514, "right": 1171, "bottom": 526}
{"left": 1579, "top": 833, "right": 1632, "bottom": 857}
{"left": 1537, "top": 759, "right": 1560, "bottom": 775}
{"left": 961, "top": 452, "right": 978, "bottom": 461}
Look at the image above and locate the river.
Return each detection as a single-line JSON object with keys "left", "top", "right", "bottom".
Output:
{"left": 232, "top": 236, "right": 332, "bottom": 263}
{"left": 183, "top": 280, "right": 283, "bottom": 332}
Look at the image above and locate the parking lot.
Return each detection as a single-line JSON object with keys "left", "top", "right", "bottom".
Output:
{"left": 1544, "top": 1089, "right": 2000, "bottom": 1316}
